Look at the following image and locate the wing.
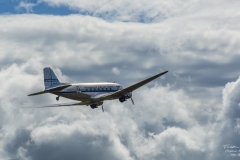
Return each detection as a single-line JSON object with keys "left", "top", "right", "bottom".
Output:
{"left": 24, "top": 94, "right": 106, "bottom": 108}
{"left": 22, "top": 101, "right": 93, "bottom": 108}
{"left": 96, "top": 71, "right": 168, "bottom": 101}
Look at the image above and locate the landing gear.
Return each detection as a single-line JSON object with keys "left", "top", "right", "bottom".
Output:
{"left": 56, "top": 96, "right": 59, "bottom": 101}
{"left": 90, "top": 102, "right": 104, "bottom": 112}
{"left": 131, "top": 97, "right": 134, "bottom": 105}
{"left": 102, "top": 105, "right": 104, "bottom": 112}
{"left": 90, "top": 104, "right": 97, "bottom": 109}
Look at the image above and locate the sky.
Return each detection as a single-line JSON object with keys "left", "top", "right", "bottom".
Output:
{"left": 0, "top": 0, "right": 240, "bottom": 159}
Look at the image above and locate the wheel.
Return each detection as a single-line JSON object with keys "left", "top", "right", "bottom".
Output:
{"left": 90, "top": 104, "right": 97, "bottom": 109}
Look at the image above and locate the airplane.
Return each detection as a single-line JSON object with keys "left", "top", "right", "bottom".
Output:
{"left": 28, "top": 67, "right": 168, "bottom": 112}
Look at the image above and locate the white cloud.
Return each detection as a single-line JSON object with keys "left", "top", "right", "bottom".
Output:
{"left": 0, "top": 61, "right": 212, "bottom": 159}
{"left": 112, "top": 67, "right": 120, "bottom": 75}
{"left": 38, "top": 0, "right": 240, "bottom": 22}
{"left": 0, "top": 1, "right": 240, "bottom": 158}
{"left": 15, "top": 2, "right": 37, "bottom": 13}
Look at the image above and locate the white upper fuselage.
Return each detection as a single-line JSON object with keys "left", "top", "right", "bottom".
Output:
{"left": 54, "top": 82, "right": 123, "bottom": 101}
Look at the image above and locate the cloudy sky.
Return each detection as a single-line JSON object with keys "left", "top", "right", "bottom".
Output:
{"left": 1, "top": 0, "right": 240, "bottom": 159}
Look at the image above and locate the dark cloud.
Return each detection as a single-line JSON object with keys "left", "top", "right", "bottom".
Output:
{"left": 26, "top": 135, "right": 124, "bottom": 160}
{"left": 4, "top": 129, "right": 31, "bottom": 156}
{"left": 4, "top": 129, "right": 130, "bottom": 160}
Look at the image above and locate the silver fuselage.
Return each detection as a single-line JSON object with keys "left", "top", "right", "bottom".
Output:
{"left": 53, "top": 82, "right": 122, "bottom": 101}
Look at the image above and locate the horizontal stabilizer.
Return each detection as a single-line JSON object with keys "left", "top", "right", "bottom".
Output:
{"left": 28, "top": 84, "right": 71, "bottom": 96}
{"left": 28, "top": 91, "right": 47, "bottom": 96}
{"left": 45, "top": 84, "right": 71, "bottom": 92}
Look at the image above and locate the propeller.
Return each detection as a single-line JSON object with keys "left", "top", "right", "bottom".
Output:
{"left": 131, "top": 98, "right": 134, "bottom": 105}
{"left": 102, "top": 105, "right": 104, "bottom": 112}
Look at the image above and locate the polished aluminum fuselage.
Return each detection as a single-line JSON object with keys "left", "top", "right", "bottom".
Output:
{"left": 54, "top": 82, "right": 122, "bottom": 101}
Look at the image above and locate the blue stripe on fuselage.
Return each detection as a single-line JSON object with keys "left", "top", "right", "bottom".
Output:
{"left": 55, "top": 90, "right": 117, "bottom": 93}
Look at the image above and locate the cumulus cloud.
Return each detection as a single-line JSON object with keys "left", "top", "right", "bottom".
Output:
{"left": 1, "top": 0, "right": 240, "bottom": 158}
{"left": 0, "top": 53, "right": 237, "bottom": 159}
{"left": 200, "top": 76, "right": 240, "bottom": 160}
{"left": 38, "top": 0, "right": 240, "bottom": 22}
{"left": 1, "top": 13, "right": 239, "bottom": 89}
{"left": 0, "top": 63, "right": 210, "bottom": 159}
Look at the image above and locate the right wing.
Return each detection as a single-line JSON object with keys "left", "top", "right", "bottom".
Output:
{"left": 96, "top": 71, "right": 168, "bottom": 101}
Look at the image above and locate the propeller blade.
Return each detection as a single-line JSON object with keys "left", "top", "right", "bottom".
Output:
{"left": 102, "top": 105, "right": 104, "bottom": 112}
{"left": 131, "top": 98, "right": 134, "bottom": 105}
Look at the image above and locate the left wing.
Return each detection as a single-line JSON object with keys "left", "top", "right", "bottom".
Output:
{"left": 23, "top": 101, "right": 93, "bottom": 108}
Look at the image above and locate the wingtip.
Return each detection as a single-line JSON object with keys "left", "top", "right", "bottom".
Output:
{"left": 162, "top": 71, "right": 168, "bottom": 74}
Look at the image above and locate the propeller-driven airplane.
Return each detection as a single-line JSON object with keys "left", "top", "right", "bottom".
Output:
{"left": 28, "top": 67, "right": 168, "bottom": 112}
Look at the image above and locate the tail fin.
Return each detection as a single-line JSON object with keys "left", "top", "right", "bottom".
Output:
{"left": 44, "top": 67, "right": 61, "bottom": 89}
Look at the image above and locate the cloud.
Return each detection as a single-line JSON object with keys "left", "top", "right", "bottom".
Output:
{"left": 0, "top": 2, "right": 240, "bottom": 158}
{"left": 0, "top": 62, "right": 212, "bottom": 160}
{"left": 15, "top": 1, "right": 37, "bottom": 13}
{"left": 200, "top": 76, "right": 240, "bottom": 160}
{"left": 38, "top": 0, "right": 240, "bottom": 22}
{"left": 1, "top": 13, "right": 239, "bottom": 90}
{"left": 112, "top": 67, "right": 120, "bottom": 75}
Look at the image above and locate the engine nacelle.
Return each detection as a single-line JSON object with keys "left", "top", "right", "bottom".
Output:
{"left": 90, "top": 101, "right": 103, "bottom": 109}
{"left": 119, "top": 92, "right": 132, "bottom": 103}
{"left": 119, "top": 96, "right": 126, "bottom": 102}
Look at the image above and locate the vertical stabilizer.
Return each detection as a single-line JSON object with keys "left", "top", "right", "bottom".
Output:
{"left": 43, "top": 67, "right": 61, "bottom": 89}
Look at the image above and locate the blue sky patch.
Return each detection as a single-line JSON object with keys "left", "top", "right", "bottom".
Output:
{"left": 0, "top": 0, "right": 78, "bottom": 15}
{"left": 0, "top": 0, "right": 162, "bottom": 23}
